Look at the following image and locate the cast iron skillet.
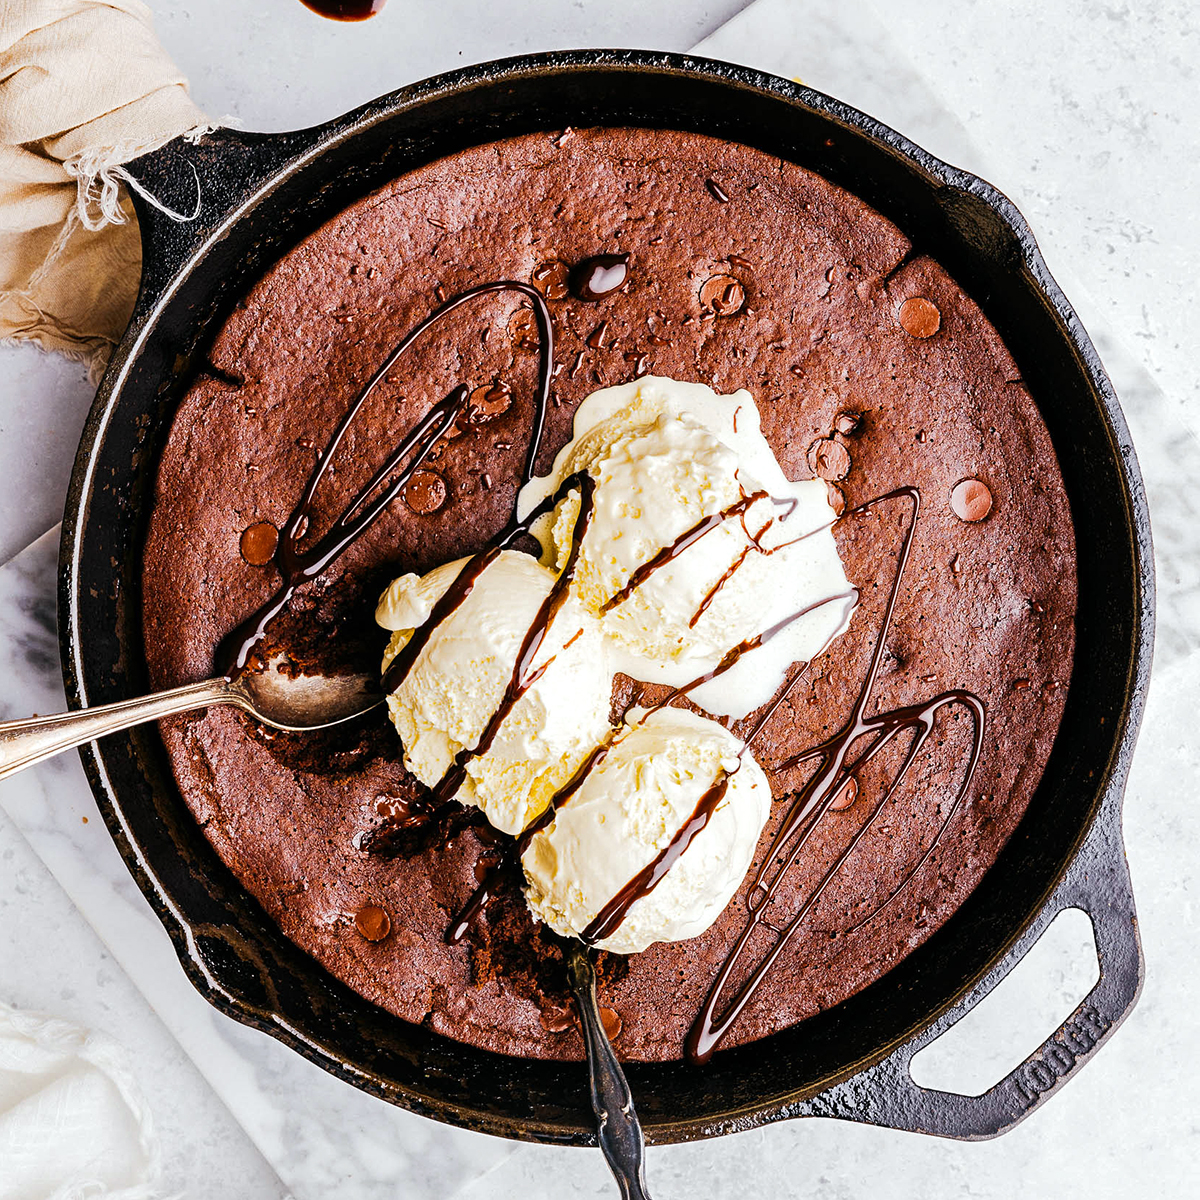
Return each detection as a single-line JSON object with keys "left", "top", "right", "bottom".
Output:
{"left": 60, "top": 50, "right": 1152, "bottom": 1145}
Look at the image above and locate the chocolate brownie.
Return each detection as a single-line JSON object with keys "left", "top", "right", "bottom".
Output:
{"left": 141, "top": 128, "right": 1076, "bottom": 1061}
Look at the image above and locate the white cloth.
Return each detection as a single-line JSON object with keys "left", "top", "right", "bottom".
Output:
{"left": 0, "top": 1001, "right": 168, "bottom": 1200}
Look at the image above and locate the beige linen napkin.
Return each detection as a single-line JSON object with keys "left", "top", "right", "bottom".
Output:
{"left": 0, "top": 0, "right": 215, "bottom": 381}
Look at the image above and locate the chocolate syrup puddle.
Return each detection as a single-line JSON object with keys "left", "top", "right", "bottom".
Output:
{"left": 570, "top": 254, "right": 630, "bottom": 301}
{"left": 215, "top": 281, "right": 553, "bottom": 678}
{"left": 684, "top": 487, "right": 987, "bottom": 1065}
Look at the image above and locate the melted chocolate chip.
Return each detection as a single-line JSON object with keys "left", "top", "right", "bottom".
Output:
{"left": 830, "top": 776, "right": 858, "bottom": 811}
{"left": 599, "top": 1006, "right": 623, "bottom": 1040}
{"left": 239, "top": 522, "right": 278, "bottom": 567}
{"left": 950, "top": 478, "right": 993, "bottom": 522}
{"left": 508, "top": 307, "right": 539, "bottom": 350}
{"left": 354, "top": 903, "right": 392, "bottom": 941}
{"left": 705, "top": 178, "right": 730, "bottom": 203}
{"left": 834, "top": 411, "right": 863, "bottom": 436}
{"left": 807, "top": 437, "right": 852, "bottom": 481}
{"left": 825, "top": 482, "right": 847, "bottom": 516}
{"left": 403, "top": 468, "right": 448, "bottom": 515}
{"left": 699, "top": 274, "right": 746, "bottom": 317}
{"left": 569, "top": 254, "right": 630, "bottom": 301}
{"left": 539, "top": 997, "right": 577, "bottom": 1034}
{"left": 531, "top": 261, "right": 570, "bottom": 300}
{"left": 898, "top": 296, "right": 941, "bottom": 338}
{"left": 469, "top": 380, "right": 513, "bottom": 421}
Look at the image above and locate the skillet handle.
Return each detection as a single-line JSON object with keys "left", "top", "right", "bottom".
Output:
{"left": 813, "top": 781, "right": 1143, "bottom": 1140}
{"left": 119, "top": 127, "right": 317, "bottom": 316}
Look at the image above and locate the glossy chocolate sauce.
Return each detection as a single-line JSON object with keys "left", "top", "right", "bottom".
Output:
{"left": 215, "top": 281, "right": 554, "bottom": 677}
{"left": 600, "top": 491, "right": 769, "bottom": 615}
{"left": 581, "top": 770, "right": 735, "bottom": 944}
{"left": 300, "top": 0, "right": 387, "bottom": 20}
{"left": 684, "top": 488, "right": 987, "bottom": 1064}
{"left": 427, "top": 472, "right": 597, "bottom": 804}
{"left": 444, "top": 499, "right": 859, "bottom": 946}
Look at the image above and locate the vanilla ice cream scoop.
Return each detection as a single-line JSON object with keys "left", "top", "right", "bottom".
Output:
{"left": 517, "top": 377, "right": 855, "bottom": 717}
{"left": 377, "top": 550, "right": 614, "bottom": 836}
{"left": 521, "top": 706, "right": 771, "bottom": 954}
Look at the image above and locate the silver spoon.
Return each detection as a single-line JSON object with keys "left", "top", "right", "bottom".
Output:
{"left": 567, "top": 942, "right": 653, "bottom": 1200}
{"left": 0, "top": 657, "right": 383, "bottom": 782}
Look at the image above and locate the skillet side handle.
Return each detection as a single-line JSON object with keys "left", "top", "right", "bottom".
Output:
{"left": 813, "top": 780, "right": 1143, "bottom": 1140}
{"left": 119, "top": 128, "right": 301, "bottom": 318}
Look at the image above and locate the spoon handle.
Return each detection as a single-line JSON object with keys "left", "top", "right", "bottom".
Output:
{"left": 567, "top": 943, "right": 653, "bottom": 1200}
{"left": 0, "top": 678, "right": 231, "bottom": 782}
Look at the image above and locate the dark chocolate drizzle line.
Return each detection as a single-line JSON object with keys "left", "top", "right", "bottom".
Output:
{"left": 444, "top": 733, "right": 615, "bottom": 945}
{"left": 443, "top": 483, "right": 840, "bottom": 942}
{"left": 216, "top": 281, "right": 554, "bottom": 677}
{"left": 570, "top": 589, "right": 858, "bottom": 946}
{"left": 600, "top": 491, "right": 770, "bottom": 615}
{"left": 456, "top": 587, "right": 859, "bottom": 950}
{"left": 581, "top": 770, "right": 737, "bottom": 944}
{"left": 684, "top": 487, "right": 987, "bottom": 1065}
{"left": 438, "top": 475, "right": 597, "bottom": 944}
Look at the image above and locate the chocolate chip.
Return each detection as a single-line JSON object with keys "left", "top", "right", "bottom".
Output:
{"left": 539, "top": 997, "right": 577, "bottom": 1034}
{"left": 950, "top": 478, "right": 993, "bottom": 522}
{"left": 586, "top": 321, "right": 609, "bottom": 350}
{"left": 834, "top": 411, "right": 862, "bottom": 436}
{"left": 825, "top": 481, "right": 846, "bottom": 516}
{"left": 599, "top": 1006, "right": 623, "bottom": 1040}
{"left": 508, "top": 306, "right": 539, "bottom": 350}
{"left": 469, "top": 380, "right": 513, "bottom": 421}
{"left": 830, "top": 776, "right": 858, "bottom": 811}
{"left": 354, "top": 904, "right": 391, "bottom": 942}
{"left": 898, "top": 296, "right": 941, "bottom": 338}
{"left": 807, "top": 437, "right": 852, "bottom": 481}
{"left": 403, "top": 468, "right": 447, "bottom": 515}
{"left": 700, "top": 274, "right": 746, "bottom": 317}
{"left": 570, "top": 254, "right": 630, "bottom": 302}
{"left": 239, "top": 522, "right": 278, "bottom": 566}
{"left": 705, "top": 178, "right": 730, "bottom": 203}
{"left": 531, "top": 260, "right": 570, "bottom": 300}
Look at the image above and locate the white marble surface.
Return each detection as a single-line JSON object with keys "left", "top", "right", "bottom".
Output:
{"left": 1, "top": 0, "right": 1198, "bottom": 1196}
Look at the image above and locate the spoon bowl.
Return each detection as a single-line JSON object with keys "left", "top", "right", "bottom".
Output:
{"left": 232, "top": 658, "right": 385, "bottom": 731}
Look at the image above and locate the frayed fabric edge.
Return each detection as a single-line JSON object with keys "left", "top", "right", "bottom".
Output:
{"left": 0, "top": 999, "right": 179, "bottom": 1200}
{"left": 64, "top": 118, "right": 227, "bottom": 232}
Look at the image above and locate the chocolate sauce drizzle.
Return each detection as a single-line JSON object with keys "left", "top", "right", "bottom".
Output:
{"left": 426, "top": 472, "right": 597, "bottom": 804}
{"left": 254, "top": 272, "right": 986, "bottom": 1062}
{"left": 600, "top": 490, "right": 773, "bottom": 615}
{"left": 684, "top": 487, "right": 986, "bottom": 1064}
{"left": 443, "top": 495, "right": 859, "bottom": 946}
{"left": 581, "top": 770, "right": 736, "bottom": 944}
{"left": 215, "top": 281, "right": 553, "bottom": 677}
